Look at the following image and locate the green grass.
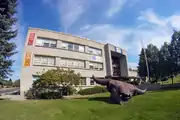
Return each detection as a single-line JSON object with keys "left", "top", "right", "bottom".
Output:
{"left": 0, "top": 90, "right": 180, "bottom": 120}
{"left": 160, "top": 74, "right": 180, "bottom": 84}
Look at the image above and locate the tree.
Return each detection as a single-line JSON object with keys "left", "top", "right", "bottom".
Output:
{"left": 159, "top": 42, "right": 171, "bottom": 77}
{"left": 8, "top": 78, "right": 13, "bottom": 86}
{"left": 0, "top": 0, "right": 18, "bottom": 80}
{"left": 169, "top": 30, "right": 180, "bottom": 75}
{"left": 138, "top": 48, "right": 147, "bottom": 77}
{"left": 138, "top": 44, "right": 160, "bottom": 82}
{"left": 26, "top": 68, "right": 81, "bottom": 99}
{"left": 34, "top": 68, "right": 81, "bottom": 88}
{"left": 146, "top": 44, "right": 160, "bottom": 81}
{"left": 13, "top": 79, "right": 20, "bottom": 87}
{"left": 167, "top": 30, "right": 180, "bottom": 84}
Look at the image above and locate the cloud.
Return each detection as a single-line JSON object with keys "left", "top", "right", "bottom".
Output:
{"left": 42, "top": 1, "right": 180, "bottom": 67}
{"left": 106, "top": 0, "right": 127, "bottom": 17}
{"left": 58, "top": 0, "right": 88, "bottom": 31}
{"left": 138, "top": 8, "right": 166, "bottom": 26}
{"left": 43, "top": 0, "right": 90, "bottom": 32}
{"left": 76, "top": 9, "right": 180, "bottom": 66}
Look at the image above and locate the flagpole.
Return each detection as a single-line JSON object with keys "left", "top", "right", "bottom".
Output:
{"left": 141, "top": 39, "right": 150, "bottom": 83}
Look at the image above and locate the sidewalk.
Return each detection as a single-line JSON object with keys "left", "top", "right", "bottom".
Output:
{"left": 0, "top": 95, "right": 26, "bottom": 100}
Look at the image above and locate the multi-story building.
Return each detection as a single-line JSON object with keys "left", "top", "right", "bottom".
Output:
{"left": 20, "top": 27, "right": 129, "bottom": 95}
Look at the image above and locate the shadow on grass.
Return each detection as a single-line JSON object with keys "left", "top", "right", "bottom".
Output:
{"left": 88, "top": 96, "right": 111, "bottom": 104}
{"left": 88, "top": 96, "right": 130, "bottom": 105}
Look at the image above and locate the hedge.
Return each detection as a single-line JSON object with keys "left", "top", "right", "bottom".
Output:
{"left": 25, "top": 85, "right": 76, "bottom": 99}
{"left": 78, "top": 86, "right": 108, "bottom": 95}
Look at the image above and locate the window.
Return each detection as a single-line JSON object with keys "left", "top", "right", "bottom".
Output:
{"left": 80, "top": 78, "right": 86, "bottom": 85}
{"left": 90, "top": 79, "right": 95, "bottom": 85}
{"left": 62, "top": 42, "right": 68, "bottom": 49}
{"left": 88, "top": 47, "right": 94, "bottom": 54}
{"left": 78, "top": 60, "right": 85, "bottom": 68}
{"left": 60, "top": 59, "right": 67, "bottom": 66}
{"left": 32, "top": 75, "right": 39, "bottom": 81}
{"left": 88, "top": 47, "right": 102, "bottom": 56}
{"left": 35, "top": 38, "right": 57, "bottom": 48}
{"left": 61, "top": 42, "right": 85, "bottom": 52}
{"left": 33, "top": 55, "right": 55, "bottom": 66}
{"left": 67, "top": 59, "right": 74, "bottom": 67}
{"left": 33, "top": 56, "right": 41, "bottom": 65}
{"left": 68, "top": 43, "right": 74, "bottom": 51}
{"left": 79, "top": 45, "right": 85, "bottom": 52}
{"left": 59, "top": 58, "right": 85, "bottom": 68}
{"left": 43, "top": 43, "right": 49, "bottom": 47}
{"left": 89, "top": 62, "right": 103, "bottom": 70}
{"left": 74, "top": 44, "right": 79, "bottom": 52}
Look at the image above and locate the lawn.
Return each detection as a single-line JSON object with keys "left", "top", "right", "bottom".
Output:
{"left": 0, "top": 90, "right": 180, "bottom": 120}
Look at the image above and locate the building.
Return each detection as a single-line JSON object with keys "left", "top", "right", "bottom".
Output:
{"left": 20, "top": 27, "right": 129, "bottom": 95}
{"left": 128, "top": 67, "right": 139, "bottom": 77}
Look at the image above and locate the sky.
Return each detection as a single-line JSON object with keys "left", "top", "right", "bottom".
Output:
{"left": 10, "top": 0, "right": 180, "bottom": 80}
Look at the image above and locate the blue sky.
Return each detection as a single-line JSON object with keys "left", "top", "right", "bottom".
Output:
{"left": 11, "top": 0, "right": 180, "bottom": 80}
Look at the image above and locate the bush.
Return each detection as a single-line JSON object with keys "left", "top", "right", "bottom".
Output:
{"left": 25, "top": 87, "right": 63, "bottom": 99}
{"left": 25, "top": 86, "right": 77, "bottom": 99}
{"left": 78, "top": 86, "right": 108, "bottom": 95}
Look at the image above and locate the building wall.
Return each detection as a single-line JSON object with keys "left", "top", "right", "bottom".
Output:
{"left": 128, "top": 70, "right": 139, "bottom": 77}
{"left": 104, "top": 44, "right": 112, "bottom": 76}
{"left": 20, "top": 27, "right": 129, "bottom": 95}
{"left": 104, "top": 44, "right": 128, "bottom": 77}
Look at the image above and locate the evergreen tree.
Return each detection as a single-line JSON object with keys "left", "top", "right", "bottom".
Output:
{"left": 159, "top": 42, "right": 171, "bottom": 77}
{"left": 138, "top": 48, "right": 147, "bottom": 77}
{"left": 0, "top": 0, "right": 18, "bottom": 80}
{"left": 146, "top": 44, "right": 160, "bottom": 81}
{"left": 169, "top": 30, "right": 180, "bottom": 75}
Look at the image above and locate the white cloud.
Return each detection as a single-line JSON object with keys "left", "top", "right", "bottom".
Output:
{"left": 106, "top": 0, "right": 127, "bottom": 17}
{"left": 42, "top": 0, "right": 180, "bottom": 66}
{"left": 58, "top": 0, "right": 87, "bottom": 32}
{"left": 138, "top": 9, "right": 166, "bottom": 26}
{"left": 77, "top": 9, "right": 180, "bottom": 65}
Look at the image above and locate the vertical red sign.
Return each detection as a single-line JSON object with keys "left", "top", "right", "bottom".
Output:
{"left": 28, "top": 33, "right": 35, "bottom": 45}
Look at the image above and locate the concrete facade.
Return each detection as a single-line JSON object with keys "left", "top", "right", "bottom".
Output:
{"left": 128, "top": 68, "right": 139, "bottom": 77}
{"left": 20, "top": 27, "right": 129, "bottom": 95}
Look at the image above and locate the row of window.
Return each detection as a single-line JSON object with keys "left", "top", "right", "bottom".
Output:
{"left": 60, "top": 58, "right": 85, "bottom": 69}
{"left": 35, "top": 37, "right": 102, "bottom": 56}
{"left": 33, "top": 55, "right": 103, "bottom": 70}
{"left": 33, "top": 55, "right": 55, "bottom": 66}
{"left": 35, "top": 38, "right": 57, "bottom": 48}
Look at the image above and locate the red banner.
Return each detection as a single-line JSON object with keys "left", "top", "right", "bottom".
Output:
{"left": 28, "top": 33, "right": 35, "bottom": 45}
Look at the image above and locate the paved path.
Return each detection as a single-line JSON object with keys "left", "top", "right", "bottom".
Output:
{"left": 0, "top": 88, "right": 20, "bottom": 95}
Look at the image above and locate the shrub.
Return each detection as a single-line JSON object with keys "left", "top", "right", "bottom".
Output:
{"left": 25, "top": 86, "right": 77, "bottom": 99}
{"left": 25, "top": 68, "right": 81, "bottom": 99}
{"left": 25, "top": 87, "right": 63, "bottom": 99}
{"left": 78, "top": 86, "right": 108, "bottom": 95}
{"left": 62, "top": 85, "right": 77, "bottom": 96}
{"left": 25, "top": 88, "right": 35, "bottom": 99}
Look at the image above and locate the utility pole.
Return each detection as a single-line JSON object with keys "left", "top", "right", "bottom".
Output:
{"left": 141, "top": 39, "right": 150, "bottom": 83}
